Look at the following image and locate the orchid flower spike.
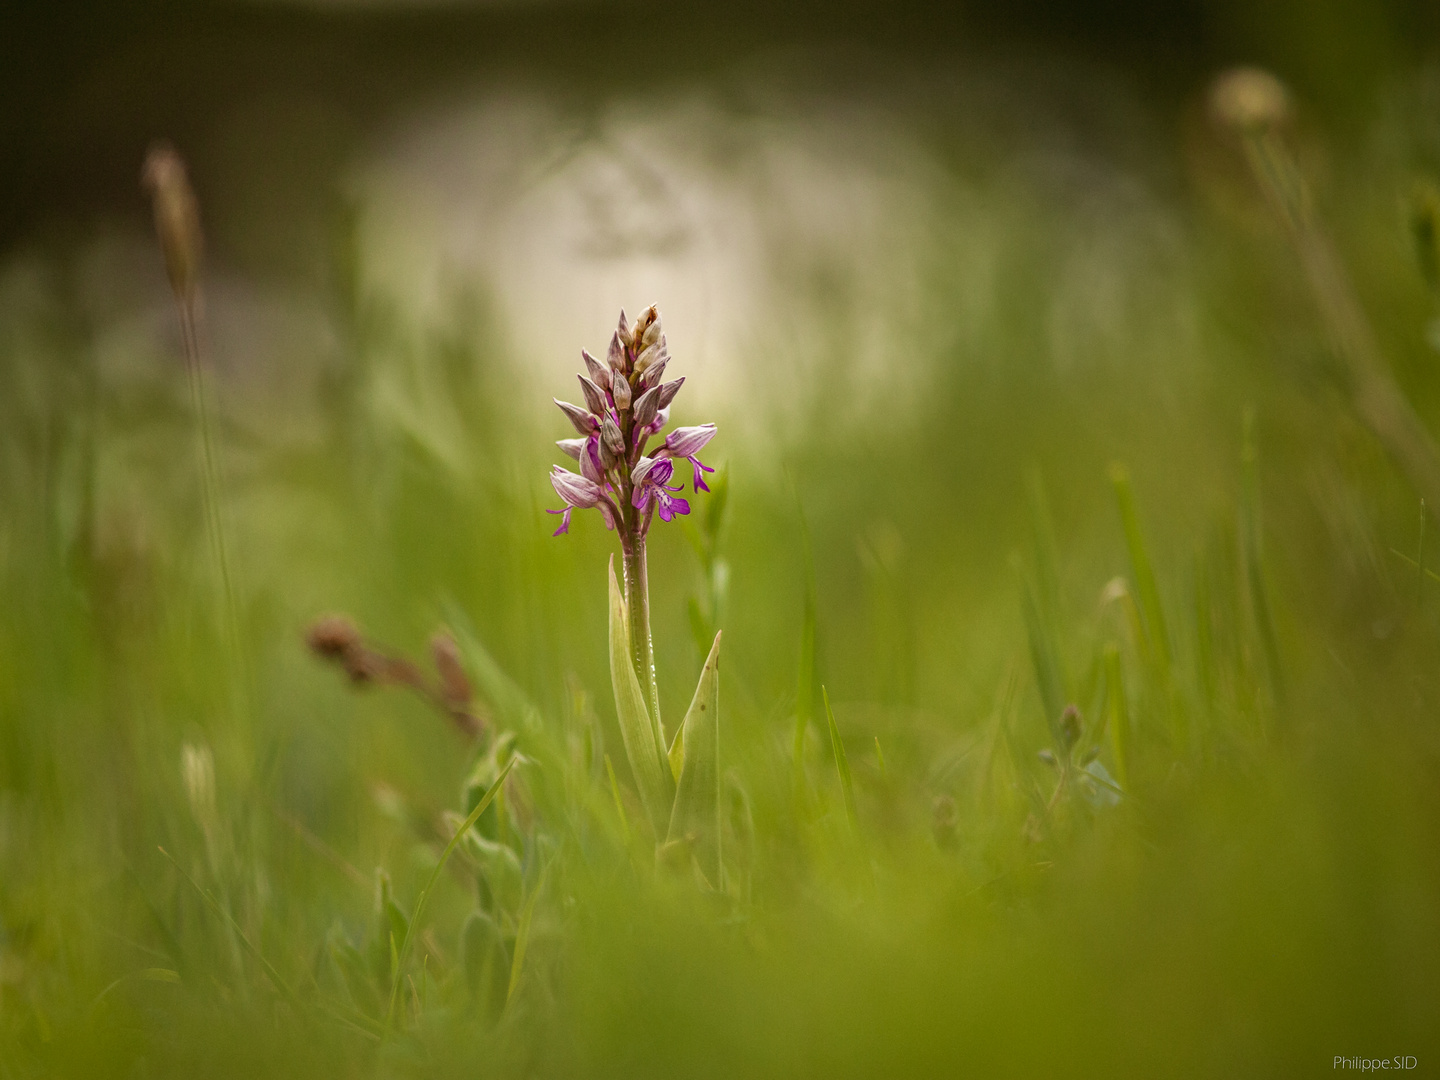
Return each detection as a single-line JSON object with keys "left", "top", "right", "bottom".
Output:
{"left": 546, "top": 306, "right": 717, "bottom": 542}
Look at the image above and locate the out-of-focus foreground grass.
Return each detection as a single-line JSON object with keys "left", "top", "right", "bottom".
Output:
{"left": 3, "top": 21, "right": 1440, "bottom": 1079}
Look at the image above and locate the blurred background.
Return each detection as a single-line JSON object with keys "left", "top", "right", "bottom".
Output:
{"left": 3, "top": 0, "right": 1440, "bottom": 1075}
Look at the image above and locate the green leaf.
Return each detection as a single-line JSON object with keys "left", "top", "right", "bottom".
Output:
{"left": 603, "top": 753, "right": 631, "bottom": 843}
{"left": 608, "top": 555, "right": 674, "bottom": 836}
{"left": 822, "top": 686, "right": 858, "bottom": 834}
{"left": 668, "top": 717, "right": 685, "bottom": 784}
{"left": 459, "top": 910, "right": 507, "bottom": 1019}
{"left": 666, "top": 632, "right": 722, "bottom": 888}
{"left": 384, "top": 755, "right": 515, "bottom": 1033}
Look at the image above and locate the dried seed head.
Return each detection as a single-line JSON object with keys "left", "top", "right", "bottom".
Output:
{"left": 141, "top": 142, "right": 203, "bottom": 303}
{"left": 1210, "top": 67, "right": 1291, "bottom": 134}
{"left": 430, "top": 632, "right": 472, "bottom": 708}
{"left": 636, "top": 305, "right": 662, "bottom": 348}
{"left": 307, "top": 615, "right": 362, "bottom": 659}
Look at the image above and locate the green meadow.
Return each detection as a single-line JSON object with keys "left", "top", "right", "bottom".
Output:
{"left": 2, "top": 4, "right": 1439, "bottom": 1075}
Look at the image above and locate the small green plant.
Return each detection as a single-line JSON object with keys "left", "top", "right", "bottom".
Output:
{"left": 548, "top": 306, "right": 723, "bottom": 885}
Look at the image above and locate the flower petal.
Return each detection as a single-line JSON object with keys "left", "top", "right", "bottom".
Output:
{"left": 638, "top": 354, "right": 669, "bottom": 389}
{"left": 656, "top": 377, "right": 685, "bottom": 410}
{"left": 556, "top": 438, "right": 585, "bottom": 460}
{"left": 547, "top": 506, "right": 573, "bottom": 536}
{"left": 550, "top": 465, "right": 604, "bottom": 507}
{"left": 578, "top": 374, "right": 608, "bottom": 416}
{"left": 582, "top": 349, "right": 611, "bottom": 391}
{"left": 632, "top": 385, "right": 661, "bottom": 430}
{"left": 665, "top": 423, "right": 716, "bottom": 458}
{"left": 556, "top": 399, "right": 598, "bottom": 434}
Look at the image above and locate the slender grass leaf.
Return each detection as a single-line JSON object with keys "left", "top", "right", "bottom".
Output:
{"left": 1018, "top": 562, "right": 1066, "bottom": 743}
{"left": 603, "top": 753, "right": 631, "bottom": 843}
{"left": 460, "top": 910, "right": 507, "bottom": 1020}
{"left": 1027, "top": 472, "right": 1062, "bottom": 624}
{"left": 666, "top": 632, "right": 722, "bottom": 887}
{"left": 1110, "top": 463, "right": 1170, "bottom": 668}
{"left": 442, "top": 600, "right": 545, "bottom": 734}
{"left": 506, "top": 880, "right": 542, "bottom": 1007}
{"left": 158, "top": 847, "right": 300, "bottom": 1011}
{"left": 1194, "top": 554, "right": 1217, "bottom": 713}
{"left": 384, "top": 755, "right": 515, "bottom": 1033}
{"left": 822, "top": 687, "right": 858, "bottom": 834}
{"left": 794, "top": 523, "right": 817, "bottom": 782}
{"left": 668, "top": 716, "right": 685, "bottom": 783}
{"left": 608, "top": 555, "right": 674, "bottom": 835}
{"left": 1103, "top": 643, "right": 1129, "bottom": 790}
{"left": 1240, "top": 417, "right": 1285, "bottom": 704}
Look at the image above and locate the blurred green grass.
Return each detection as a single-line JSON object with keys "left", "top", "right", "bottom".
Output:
{"left": 3, "top": 30, "right": 1440, "bottom": 1079}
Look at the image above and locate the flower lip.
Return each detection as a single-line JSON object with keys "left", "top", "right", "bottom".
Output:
{"left": 631, "top": 455, "right": 669, "bottom": 487}
{"left": 630, "top": 456, "right": 689, "bottom": 521}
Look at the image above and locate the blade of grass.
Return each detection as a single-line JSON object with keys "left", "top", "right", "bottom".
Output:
{"left": 794, "top": 503, "right": 818, "bottom": 788}
{"left": 603, "top": 753, "right": 631, "bottom": 844}
{"left": 1017, "top": 558, "right": 1065, "bottom": 743}
{"left": 506, "top": 878, "right": 542, "bottom": 1009}
{"left": 1110, "top": 463, "right": 1170, "bottom": 668}
{"left": 1102, "top": 643, "right": 1130, "bottom": 790}
{"left": 384, "top": 755, "right": 515, "bottom": 1034}
{"left": 1240, "top": 415, "right": 1285, "bottom": 704}
{"left": 822, "top": 687, "right": 858, "bottom": 834}
{"left": 157, "top": 847, "right": 299, "bottom": 1011}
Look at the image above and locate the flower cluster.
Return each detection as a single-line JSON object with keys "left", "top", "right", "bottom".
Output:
{"left": 548, "top": 306, "right": 715, "bottom": 542}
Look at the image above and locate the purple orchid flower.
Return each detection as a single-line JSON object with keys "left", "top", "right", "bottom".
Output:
{"left": 631, "top": 457, "right": 690, "bottom": 522}
{"left": 548, "top": 466, "right": 616, "bottom": 536}
{"left": 547, "top": 306, "right": 715, "bottom": 540}
{"left": 662, "top": 423, "right": 717, "bottom": 493}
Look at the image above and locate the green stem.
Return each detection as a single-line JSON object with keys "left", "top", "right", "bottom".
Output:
{"left": 623, "top": 539, "right": 664, "bottom": 750}
{"left": 179, "top": 302, "right": 247, "bottom": 709}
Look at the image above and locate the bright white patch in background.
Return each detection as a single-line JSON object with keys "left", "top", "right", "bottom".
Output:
{"left": 353, "top": 92, "right": 968, "bottom": 437}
